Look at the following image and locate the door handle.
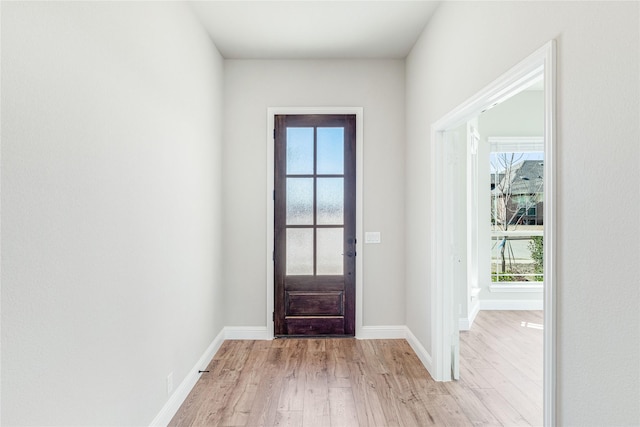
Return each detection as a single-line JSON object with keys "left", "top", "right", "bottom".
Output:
{"left": 345, "top": 251, "right": 355, "bottom": 257}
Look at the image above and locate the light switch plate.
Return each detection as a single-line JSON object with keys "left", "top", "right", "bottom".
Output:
{"left": 365, "top": 232, "right": 381, "bottom": 244}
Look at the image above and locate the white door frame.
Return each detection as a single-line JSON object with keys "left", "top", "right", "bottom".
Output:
{"left": 266, "top": 107, "right": 364, "bottom": 339}
{"left": 429, "top": 40, "right": 556, "bottom": 425}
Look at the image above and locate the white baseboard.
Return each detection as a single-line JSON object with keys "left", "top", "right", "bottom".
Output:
{"left": 404, "top": 327, "right": 434, "bottom": 377}
{"left": 480, "top": 299, "right": 543, "bottom": 310}
{"left": 459, "top": 301, "right": 480, "bottom": 331}
{"left": 149, "top": 327, "right": 226, "bottom": 427}
{"left": 357, "top": 325, "right": 407, "bottom": 339}
{"left": 406, "top": 328, "right": 435, "bottom": 378}
{"left": 224, "top": 326, "right": 270, "bottom": 340}
{"left": 470, "top": 301, "right": 480, "bottom": 326}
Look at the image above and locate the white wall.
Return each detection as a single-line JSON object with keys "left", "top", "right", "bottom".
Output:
{"left": 406, "top": 1, "right": 639, "bottom": 425}
{"left": 223, "top": 60, "right": 406, "bottom": 328}
{"left": 479, "top": 90, "right": 544, "bottom": 138}
{"left": 1, "top": 2, "right": 225, "bottom": 425}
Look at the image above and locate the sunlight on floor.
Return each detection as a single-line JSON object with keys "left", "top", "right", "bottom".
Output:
{"left": 521, "top": 321, "right": 544, "bottom": 330}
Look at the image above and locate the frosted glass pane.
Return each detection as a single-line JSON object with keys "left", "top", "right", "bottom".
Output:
{"left": 317, "top": 128, "right": 344, "bottom": 174}
{"left": 317, "top": 178, "right": 344, "bottom": 225}
{"left": 317, "top": 228, "right": 343, "bottom": 275}
{"left": 287, "top": 128, "right": 314, "bottom": 174}
{"left": 287, "top": 178, "right": 313, "bottom": 225}
{"left": 287, "top": 229, "right": 313, "bottom": 275}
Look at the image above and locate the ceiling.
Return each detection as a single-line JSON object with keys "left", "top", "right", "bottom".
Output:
{"left": 190, "top": 1, "right": 441, "bottom": 59}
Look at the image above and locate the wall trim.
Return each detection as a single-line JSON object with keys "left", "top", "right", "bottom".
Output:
{"left": 405, "top": 327, "right": 434, "bottom": 376}
{"left": 149, "top": 327, "right": 226, "bottom": 427}
{"left": 459, "top": 301, "right": 480, "bottom": 331}
{"left": 224, "top": 326, "right": 271, "bottom": 340}
{"left": 480, "top": 299, "right": 544, "bottom": 311}
{"left": 357, "top": 325, "right": 408, "bottom": 339}
{"left": 489, "top": 283, "right": 544, "bottom": 292}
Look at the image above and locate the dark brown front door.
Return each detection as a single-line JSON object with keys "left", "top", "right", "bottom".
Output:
{"left": 274, "top": 114, "right": 356, "bottom": 336}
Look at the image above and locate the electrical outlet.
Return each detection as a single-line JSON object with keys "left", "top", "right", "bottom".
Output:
{"left": 167, "top": 372, "right": 174, "bottom": 396}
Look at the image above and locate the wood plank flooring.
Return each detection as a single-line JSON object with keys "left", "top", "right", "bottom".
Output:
{"left": 169, "top": 310, "right": 543, "bottom": 426}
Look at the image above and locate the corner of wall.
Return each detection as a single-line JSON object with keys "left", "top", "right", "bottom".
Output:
{"left": 150, "top": 328, "right": 226, "bottom": 426}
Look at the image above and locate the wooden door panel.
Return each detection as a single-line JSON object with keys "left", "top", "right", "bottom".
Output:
{"left": 274, "top": 114, "right": 356, "bottom": 337}
{"left": 285, "top": 318, "right": 345, "bottom": 336}
{"left": 284, "top": 276, "right": 345, "bottom": 291}
{"left": 286, "top": 291, "right": 344, "bottom": 316}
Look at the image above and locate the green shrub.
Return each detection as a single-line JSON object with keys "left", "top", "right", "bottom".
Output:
{"left": 528, "top": 236, "right": 544, "bottom": 275}
{"left": 492, "top": 272, "right": 516, "bottom": 282}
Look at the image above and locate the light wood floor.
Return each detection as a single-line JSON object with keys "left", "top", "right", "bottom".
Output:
{"left": 169, "top": 310, "right": 543, "bottom": 426}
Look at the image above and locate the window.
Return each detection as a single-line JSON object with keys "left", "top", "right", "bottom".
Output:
{"left": 489, "top": 137, "right": 544, "bottom": 283}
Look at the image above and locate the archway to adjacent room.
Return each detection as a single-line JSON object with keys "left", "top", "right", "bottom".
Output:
{"left": 429, "top": 41, "right": 556, "bottom": 425}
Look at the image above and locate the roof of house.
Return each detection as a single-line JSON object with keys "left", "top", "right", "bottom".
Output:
{"left": 494, "top": 160, "right": 544, "bottom": 196}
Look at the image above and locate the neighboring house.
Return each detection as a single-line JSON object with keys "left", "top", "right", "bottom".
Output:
{"left": 490, "top": 172, "right": 505, "bottom": 191}
{"left": 492, "top": 160, "right": 544, "bottom": 226}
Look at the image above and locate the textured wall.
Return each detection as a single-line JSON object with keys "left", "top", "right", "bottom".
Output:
{"left": 1, "top": 2, "right": 225, "bottom": 425}
{"left": 406, "top": 1, "right": 639, "bottom": 425}
{"left": 223, "top": 60, "right": 406, "bottom": 328}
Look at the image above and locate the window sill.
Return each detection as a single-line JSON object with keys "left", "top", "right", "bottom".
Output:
{"left": 489, "top": 283, "right": 543, "bottom": 293}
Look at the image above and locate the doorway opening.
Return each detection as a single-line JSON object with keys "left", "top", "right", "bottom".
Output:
{"left": 429, "top": 41, "right": 556, "bottom": 425}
